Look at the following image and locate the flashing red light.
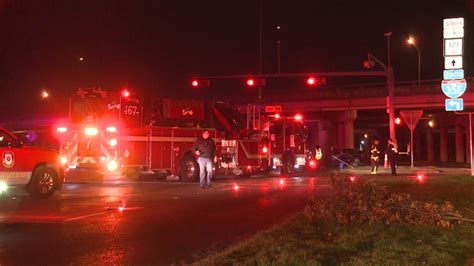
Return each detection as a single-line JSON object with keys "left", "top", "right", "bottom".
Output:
{"left": 294, "top": 114, "right": 303, "bottom": 121}
{"left": 274, "top": 113, "right": 281, "bottom": 119}
{"left": 247, "top": 165, "right": 252, "bottom": 170}
{"left": 309, "top": 160, "right": 317, "bottom": 169}
{"left": 57, "top": 127, "right": 68, "bottom": 133}
{"left": 350, "top": 176, "right": 356, "bottom": 182}
{"left": 279, "top": 179, "right": 285, "bottom": 185}
{"left": 106, "top": 126, "right": 117, "bottom": 133}
{"left": 122, "top": 90, "right": 130, "bottom": 98}
{"left": 233, "top": 184, "right": 240, "bottom": 191}
{"left": 262, "top": 146, "right": 268, "bottom": 153}
{"left": 246, "top": 78, "right": 255, "bottom": 87}
{"left": 307, "top": 76, "right": 316, "bottom": 86}
{"left": 417, "top": 174, "right": 425, "bottom": 183}
{"left": 191, "top": 80, "right": 199, "bottom": 87}
{"left": 118, "top": 206, "right": 124, "bottom": 212}
{"left": 395, "top": 117, "right": 401, "bottom": 125}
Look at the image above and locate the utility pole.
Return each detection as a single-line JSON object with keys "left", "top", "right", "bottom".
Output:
{"left": 367, "top": 53, "right": 396, "bottom": 142}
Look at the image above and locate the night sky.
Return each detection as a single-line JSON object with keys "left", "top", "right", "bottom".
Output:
{"left": 0, "top": 0, "right": 473, "bottom": 117}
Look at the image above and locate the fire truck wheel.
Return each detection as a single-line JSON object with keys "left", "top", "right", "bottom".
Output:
{"left": 27, "top": 166, "right": 58, "bottom": 198}
{"left": 179, "top": 158, "right": 199, "bottom": 182}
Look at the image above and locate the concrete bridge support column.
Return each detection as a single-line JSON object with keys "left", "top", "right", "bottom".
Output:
{"left": 426, "top": 128, "right": 434, "bottom": 162}
{"left": 318, "top": 120, "right": 333, "bottom": 158}
{"left": 466, "top": 128, "right": 471, "bottom": 163}
{"left": 455, "top": 121, "right": 465, "bottom": 163}
{"left": 342, "top": 110, "right": 357, "bottom": 149}
{"left": 440, "top": 127, "right": 448, "bottom": 163}
{"left": 415, "top": 129, "right": 422, "bottom": 160}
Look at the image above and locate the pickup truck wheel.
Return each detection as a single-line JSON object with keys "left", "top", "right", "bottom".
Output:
{"left": 27, "top": 166, "right": 58, "bottom": 198}
{"left": 179, "top": 158, "right": 199, "bottom": 182}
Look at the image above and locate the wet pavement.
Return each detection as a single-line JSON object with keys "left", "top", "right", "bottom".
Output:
{"left": 0, "top": 174, "right": 330, "bottom": 265}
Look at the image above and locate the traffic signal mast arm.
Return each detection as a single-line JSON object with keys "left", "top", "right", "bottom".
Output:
{"left": 197, "top": 71, "right": 386, "bottom": 80}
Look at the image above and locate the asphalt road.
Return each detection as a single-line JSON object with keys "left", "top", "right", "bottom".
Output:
{"left": 0, "top": 174, "right": 330, "bottom": 265}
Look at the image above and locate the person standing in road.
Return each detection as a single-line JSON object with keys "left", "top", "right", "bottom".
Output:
{"left": 370, "top": 139, "right": 380, "bottom": 175}
{"left": 386, "top": 138, "right": 398, "bottom": 176}
{"left": 192, "top": 130, "right": 217, "bottom": 188}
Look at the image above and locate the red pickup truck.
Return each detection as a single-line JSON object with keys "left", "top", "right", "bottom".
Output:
{"left": 0, "top": 128, "right": 64, "bottom": 197}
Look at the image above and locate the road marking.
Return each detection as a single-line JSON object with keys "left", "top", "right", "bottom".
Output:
{"left": 64, "top": 210, "right": 113, "bottom": 222}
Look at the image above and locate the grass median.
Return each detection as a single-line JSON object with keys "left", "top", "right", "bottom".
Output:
{"left": 195, "top": 174, "right": 474, "bottom": 265}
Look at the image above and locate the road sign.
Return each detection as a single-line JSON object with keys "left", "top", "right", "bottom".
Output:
{"left": 443, "top": 69, "right": 464, "bottom": 80}
{"left": 441, "top": 79, "right": 467, "bottom": 98}
{"left": 264, "top": 105, "right": 283, "bottom": 113}
{"left": 444, "top": 56, "right": 463, "bottom": 69}
{"left": 400, "top": 110, "right": 423, "bottom": 131}
{"left": 444, "top": 38, "right": 463, "bottom": 56}
{"left": 444, "top": 17, "right": 464, "bottom": 28}
{"left": 444, "top": 27, "right": 464, "bottom": 38}
{"left": 445, "top": 98, "right": 464, "bottom": 111}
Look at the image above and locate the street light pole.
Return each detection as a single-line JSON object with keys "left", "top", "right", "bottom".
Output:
{"left": 276, "top": 26, "right": 281, "bottom": 74}
{"left": 407, "top": 37, "right": 421, "bottom": 85}
{"left": 384, "top": 32, "right": 392, "bottom": 68}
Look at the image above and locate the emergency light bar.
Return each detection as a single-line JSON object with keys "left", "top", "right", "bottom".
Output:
{"left": 57, "top": 127, "right": 68, "bottom": 133}
{"left": 84, "top": 127, "right": 99, "bottom": 136}
{"left": 106, "top": 126, "right": 117, "bottom": 133}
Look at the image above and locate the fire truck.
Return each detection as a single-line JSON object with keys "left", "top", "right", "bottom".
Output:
{"left": 55, "top": 88, "right": 311, "bottom": 180}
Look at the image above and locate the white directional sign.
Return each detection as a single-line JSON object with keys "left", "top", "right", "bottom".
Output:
{"left": 444, "top": 38, "right": 463, "bottom": 56}
{"left": 444, "top": 17, "right": 464, "bottom": 28}
{"left": 445, "top": 56, "right": 463, "bottom": 69}
{"left": 444, "top": 27, "right": 464, "bottom": 39}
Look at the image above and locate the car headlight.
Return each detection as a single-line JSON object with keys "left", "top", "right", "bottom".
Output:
{"left": 0, "top": 181, "right": 8, "bottom": 193}
{"left": 106, "top": 160, "right": 118, "bottom": 171}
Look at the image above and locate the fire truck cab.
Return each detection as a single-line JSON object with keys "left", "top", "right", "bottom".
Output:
{"left": 0, "top": 128, "right": 64, "bottom": 197}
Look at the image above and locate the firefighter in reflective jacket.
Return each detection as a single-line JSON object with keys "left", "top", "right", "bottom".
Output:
{"left": 315, "top": 145, "right": 323, "bottom": 161}
{"left": 370, "top": 139, "right": 380, "bottom": 175}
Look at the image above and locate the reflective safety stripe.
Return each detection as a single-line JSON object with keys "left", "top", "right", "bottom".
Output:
{"left": 0, "top": 171, "right": 33, "bottom": 185}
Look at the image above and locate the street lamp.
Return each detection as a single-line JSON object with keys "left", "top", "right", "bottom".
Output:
{"left": 41, "top": 90, "right": 49, "bottom": 99}
{"left": 407, "top": 36, "right": 421, "bottom": 86}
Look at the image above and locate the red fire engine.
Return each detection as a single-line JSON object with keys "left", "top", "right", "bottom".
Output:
{"left": 55, "top": 88, "right": 312, "bottom": 180}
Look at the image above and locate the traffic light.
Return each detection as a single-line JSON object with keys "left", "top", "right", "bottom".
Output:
{"left": 246, "top": 78, "right": 265, "bottom": 87}
{"left": 190, "top": 79, "right": 210, "bottom": 88}
{"left": 122, "top": 89, "right": 130, "bottom": 98}
{"left": 363, "top": 58, "right": 375, "bottom": 69}
{"left": 294, "top": 114, "right": 303, "bottom": 122}
{"left": 306, "top": 76, "right": 326, "bottom": 87}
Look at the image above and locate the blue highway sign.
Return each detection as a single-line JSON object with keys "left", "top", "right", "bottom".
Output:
{"left": 445, "top": 98, "right": 464, "bottom": 111}
{"left": 441, "top": 79, "right": 467, "bottom": 98}
{"left": 443, "top": 69, "right": 464, "bottom": 80}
